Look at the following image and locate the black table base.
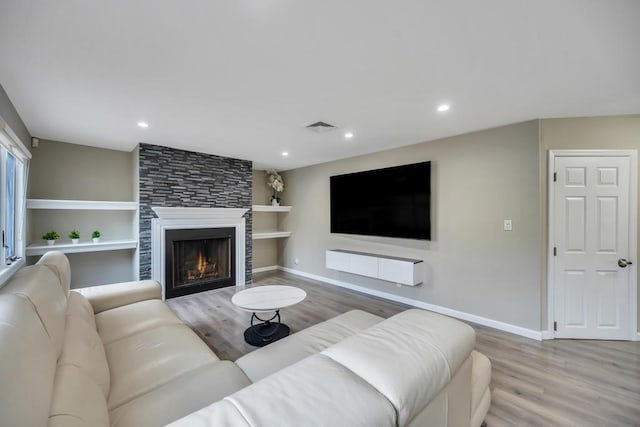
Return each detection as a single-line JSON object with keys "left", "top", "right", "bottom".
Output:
{"left": 243, "top": 310, "right": 290, "bottom": 347}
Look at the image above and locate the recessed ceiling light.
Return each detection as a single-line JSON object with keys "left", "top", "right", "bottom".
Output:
{"left": 137, "top": 121, "right": 149, "bottom": 128}
{"left": 437, "top": 104, "right": 450, "bottom": 113}
{"left": 282, "top": 151, "right": 289, "bottom": 157}
{"left": 344, "top": 132, "right": 354, "bottom": 139}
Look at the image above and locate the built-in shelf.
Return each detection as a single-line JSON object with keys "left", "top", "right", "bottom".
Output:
{"left": 252, "top": 231, "right": 293, "bottom": 240}
{"left": 27, "top": 199, "right": 138, "bottom": 210}
{"left": 26, "top": 239, "right": 138, "bottom": 256}
{"left": 252, "top": 205, "right": 292, "bottom": 212}
{"left": 252, "top": 205, "right": 292, "bottom": 241}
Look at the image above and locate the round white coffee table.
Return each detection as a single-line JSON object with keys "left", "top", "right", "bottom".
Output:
{"left": 232, "top": 285, "right": 306, "bottom": 347}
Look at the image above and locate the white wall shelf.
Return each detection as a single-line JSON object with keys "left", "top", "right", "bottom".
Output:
{"left": 27, "top": 199, "right": 138, "bottom": 210}
{"left": 26, "top": 239, "right": 138, "bottom": 256}
{"left": 253, "top": 231, "right": 293, "bottom": 240}
{"left": 252, "top": 205, "right": 292, "bottom": 241}
{"left": 252, "top": 205, "right": 292, "bottom": 212}
{"left": 326, "top": 249, "right": 424, "bottom": 286}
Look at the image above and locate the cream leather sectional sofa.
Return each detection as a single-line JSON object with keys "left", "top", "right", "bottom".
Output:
{"left": 0, "top": 251, "right": 491, "bottom": 427}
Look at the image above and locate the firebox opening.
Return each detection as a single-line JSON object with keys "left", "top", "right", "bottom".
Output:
{"left": 173, "top": 237, "right": 230, "bottom": 288}
{"left": 165, "top": 227, "right": 236, "bottom": 298}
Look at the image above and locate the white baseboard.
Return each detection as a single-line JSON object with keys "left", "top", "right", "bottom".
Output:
{"left": 278, "top": 265, "right": 544, "bottom": 341}
{"left": 541, "top": 330, "right": 554, "bottom": 340}
{"left": 252, "top": 265, "right": 279, "bottom": 274}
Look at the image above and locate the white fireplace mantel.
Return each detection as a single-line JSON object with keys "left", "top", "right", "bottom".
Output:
{"left": 152, "top": 207, "right": 249, "bottom": 221}
{"left": 151, "top": 207, "right": 249, "bottom": 299}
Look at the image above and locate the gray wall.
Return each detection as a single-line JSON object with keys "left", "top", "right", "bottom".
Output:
{"left": 27, "top": 139, "right": 136, "bottom": 287}
{"left": 28, "top": 139, "right": 133, "bottom": 200}
{"left": 137, "top": 143, "right": 253, "bottom": 283}
{"left": 0, "top": 84, "right": 30, "bottom": 147}
{"left": 279, "top": 121, "right": 542, "bottom": 330}
{"left": 540, "top": 116, "right": 640, "bottom": 332}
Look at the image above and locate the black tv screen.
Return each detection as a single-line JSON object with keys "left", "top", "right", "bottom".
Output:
{"left": 330, "top": 161, "right": 431, "bottom": 240}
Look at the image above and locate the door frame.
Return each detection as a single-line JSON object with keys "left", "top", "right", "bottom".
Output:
{"left": 547, "top": 149, "right": 638, "bottom": 341}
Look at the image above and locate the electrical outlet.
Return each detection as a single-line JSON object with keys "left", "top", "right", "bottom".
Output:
{"left": 294, "top": 258, "right": 299, "bottom": 265}
{"left": 504, "top": 219, "right": 513, "bottom": 231}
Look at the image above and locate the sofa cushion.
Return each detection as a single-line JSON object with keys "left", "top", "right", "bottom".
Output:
{"left": 169, "top": 400, "right": 251, "bottom": 427}
{"left": 105, "top": 323, "right": 221, "bottom": 410}
{"left": 59, "top": 309, "right": 111, "bottom": 396}
{"left": 0, "top": 294, "right": 58, "bottom": 427}
{"left": 236, "top": 309, "right": 383, "bottom": 381}
{"left": 109, "top": 361, "right": 251, "bottom": 427}
{"left": 48, "top": 365, "right": 110, "bottom": 427}
{"left": 470, "top": 350, "right": 492, "bottom": 427}
{"left": 170, "top": 354, "right": 397, "bottom": 427}
{"left": 323, "top": 309, "right": 476, "bottom": 426}
{"left": 67, "top": 291, "right": 97, "bottom": 329}
{"left": 76, "top": 280, "right": 161, "bottom": 314}
{"left": 0, "top": 265, "right": 67, "bottom": 357}
{"left": 95, "top": 298, "right": 184, "bottom": 345}
{"left": 37, "top": 250, "right": 72, "bottom": 296}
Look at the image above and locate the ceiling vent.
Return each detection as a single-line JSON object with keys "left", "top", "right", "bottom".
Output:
{"left": 305, "top": 121, "right": 337, "bottom": 133}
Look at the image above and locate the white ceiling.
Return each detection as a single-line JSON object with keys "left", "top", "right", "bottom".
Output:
{"left": 1, "top": 1, "right": 639, "bottom": 171}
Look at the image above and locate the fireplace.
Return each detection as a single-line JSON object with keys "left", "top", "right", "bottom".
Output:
{"left": 151, "top": 207, "right": 248, "bottom": 300}
{"left": 164, "top": 228, "right": 236, "bottom": 298}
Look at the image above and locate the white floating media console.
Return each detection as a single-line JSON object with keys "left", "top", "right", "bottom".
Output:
{"left": 325, "top": 249, "right": 424, "bottom": 286}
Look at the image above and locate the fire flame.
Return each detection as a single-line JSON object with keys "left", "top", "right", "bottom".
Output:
{"left": 185, "top": 249, "right": 220, "bottom": 281}
{"left": 197, "top": 250, "right": 207, "bottom": 278}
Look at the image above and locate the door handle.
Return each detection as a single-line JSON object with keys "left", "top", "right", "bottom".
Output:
{"left": 618, "top": 258, "right": 633, "bottom": 268}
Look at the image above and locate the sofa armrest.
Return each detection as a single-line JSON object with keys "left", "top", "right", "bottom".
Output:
{"left": 75, "top": 280, "right": 161, "bottom": 314}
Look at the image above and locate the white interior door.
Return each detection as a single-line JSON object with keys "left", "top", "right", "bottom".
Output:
{"left": 552, "top": 153, "right": 636, "bottom": 340}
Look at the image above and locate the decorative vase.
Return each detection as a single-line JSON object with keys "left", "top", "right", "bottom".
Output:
{"left": 92, "top": 238, "right": 100, "bottom": 243}
{"left": 46, "top": 240, "right": 55, "bottom": 246}
{"left": 271, "top": 198, "right": 280, "bottom": 207}
{"left": 71, "top": 238, "right": 79, "bottom": 244}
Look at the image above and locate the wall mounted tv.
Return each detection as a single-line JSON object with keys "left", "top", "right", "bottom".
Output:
{"left": 330, "top": 161, "right": 431, "bottom": 240}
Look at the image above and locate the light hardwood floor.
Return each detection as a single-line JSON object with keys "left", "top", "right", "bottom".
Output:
{"left": 166, "top": 271, "right": 640, "bottom": 427}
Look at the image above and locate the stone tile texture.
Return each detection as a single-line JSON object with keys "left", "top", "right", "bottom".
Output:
{"left": 138, "top": 143, "right": 252, "bottom": 283}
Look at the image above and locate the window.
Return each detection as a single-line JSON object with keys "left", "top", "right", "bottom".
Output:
{"left": 5, "top": 153, "right": 16, "bottom": 259}
{"left": 0, "top": 119, "right": 30, "bottom": 286}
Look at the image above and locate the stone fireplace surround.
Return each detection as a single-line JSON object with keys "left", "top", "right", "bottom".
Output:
{"left": 138, "top": 143, "right": 253, "bottom": 285}
{"left": 151, "top": 207, "right": 247, "bottom": 300}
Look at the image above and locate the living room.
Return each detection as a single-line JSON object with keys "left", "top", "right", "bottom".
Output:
{"left": 1, "top": 1, "right": 639, "bottom": 426}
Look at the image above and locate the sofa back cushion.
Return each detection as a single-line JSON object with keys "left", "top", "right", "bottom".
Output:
{"left": 322, "top": 309, "right": 476, "bottom": 426}
{"left": 0, "top": 264, "right": 68, "bottom": 357}
{"left": 235, "top": 309, "right": 383, "bottom": 382}
{"left": 38, "top": 250, "right": 72, "bottom": 296}
{"left": 48, "top": 365, "right": 110, "bottom": 427}
{"left": 67, "top": 291, "right": 97, "bottom": 329}
{"left": 60, "top": 292, "right": 111, "bottom": 397}
{"left": 169, "top": 353, "right": 397, "bottom": 427}
{"left": 0, "top": 294, "right": 58, "bottom": 426}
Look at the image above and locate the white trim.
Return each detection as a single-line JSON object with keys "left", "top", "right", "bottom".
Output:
{"left": 541, "top": 330, "right": 554, "bottom": 340}
{"left": 278, "top": 266, "right": 544, "bottom": 341}
{"left": 27, "top": 199, "right": 137, "bottom": 210}
{"left": 151, "top": 207, "right": 248, "bottom": 300}
{"left": 0, "top": 258, "right": 25, "bottom": 288}
{"left": 26, "top": 239, "right": 137, "bottom": 256}
{"left": 253, "top": 231, "right": 292, "bottom": 240}
{"left": 152, "top": 207, "right": 248, "bottom": 220}
{"left": 548, "top": 149, "right": 638, "bottom": 341}
{"left": 547, "top": 150, "right": 556, "bottom": 338}
{"left": 0, "top": 120, "right": 31, "bottom": 160}
{"left": 252, "top": 265, "right": 279, "bottom": 274}
{"left": 252, "top": 205, "right": 292, "bottom": 212}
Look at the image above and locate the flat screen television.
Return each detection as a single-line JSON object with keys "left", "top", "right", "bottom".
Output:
{"left": 330, "top": 161, "right": 431, "bottom": 240}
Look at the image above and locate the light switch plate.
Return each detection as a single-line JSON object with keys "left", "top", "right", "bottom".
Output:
{"left": 504, "top": 219, "right": 513, "bottom": 231}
